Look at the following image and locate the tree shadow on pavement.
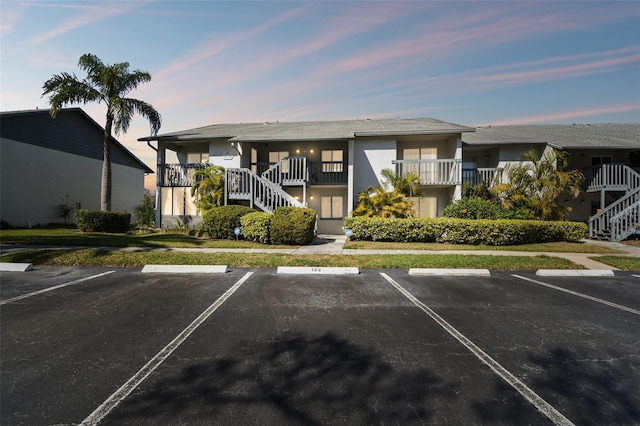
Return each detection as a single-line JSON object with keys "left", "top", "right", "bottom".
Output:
{"left": 473, "top": 346, "right": 640, "bottom": 425}
{"left": 110, "top": 332, "right": 459, "bottom": 425}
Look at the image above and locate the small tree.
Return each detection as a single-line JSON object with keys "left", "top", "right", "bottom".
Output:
{"left": 353, "top": 185, "right": 414, "bottom": 218}
{"left": 491, "top": 149, "right": 583, "bottom": 220}
{"left": 191, "top": 165, "right": 225, "bottom": 213}
{"left": 380, "top": 168, "right": 421, "bottom": 196}
{"left": 136, "top": 191, "right": 156, "bottom": 229}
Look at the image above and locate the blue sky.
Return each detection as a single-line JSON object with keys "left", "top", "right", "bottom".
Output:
{"left": 1, "top": 1, "right": 639, "bottom": 169}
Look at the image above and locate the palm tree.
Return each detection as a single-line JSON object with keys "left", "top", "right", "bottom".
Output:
{"left": 380, "top": 168, "right": 421, "bottom": 197}
{"left": 491, "top": 149, "right": 584, "bottom": 220}
{"left": 353, "top": 185, "right": 414, "bottom": 218}
{"left": 191, "top": 165, "right": 225, "bottom": 212}
{"left": 42, "top": 54, "right": 161, "bottom": 211}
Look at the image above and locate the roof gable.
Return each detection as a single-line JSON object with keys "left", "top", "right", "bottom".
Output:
{"left": 0, "top": 108, "right": 153, "bottom": 173}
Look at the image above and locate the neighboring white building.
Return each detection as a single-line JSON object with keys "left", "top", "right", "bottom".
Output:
{"left": 140, "top": 119, "right": 639, "bottom": 241}
{"left": 0, "top": 108, "right": 153, "bottom": 227}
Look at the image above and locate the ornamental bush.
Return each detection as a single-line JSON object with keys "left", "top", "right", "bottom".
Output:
{"left": 240, "top": 211, "right": 272, "bottom": 244}
{"left": 442, "top": 197, "right": 535, "bottom": 220}
{"left": 270, "top": 207, "right": 316, "bottom": 245}
{"left": 203, "top": 205, "right": 256, "bottom": 239}
{"left": 343, "top": 216, "right": 587, "bottom": 245}
{"left": 76, "top": 209, "right": 131, "bottom": 233}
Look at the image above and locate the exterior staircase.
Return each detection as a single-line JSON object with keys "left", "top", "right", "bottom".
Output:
{"left": 225, "top": 157, "right": 307, "bottom": 213}
{"left": 588, "top": 164, "right": 640, "bottom": 241}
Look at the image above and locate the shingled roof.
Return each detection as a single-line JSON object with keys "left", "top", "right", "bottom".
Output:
{"left": 139, "top": 117, "right": 475, "bottom": 142}
{"left": 463, "top": 124, "right": 640, "bottom": 149}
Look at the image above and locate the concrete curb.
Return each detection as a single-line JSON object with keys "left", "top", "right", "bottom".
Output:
{"left": 141, "top": 265, "right": 229, "bottom": 274}
{"left": 535, "top": 269, "right": 615, "bottom": 277}
{"left": 277, "top": 266, "right": 360, "bottom": 275}
{"left": 0, "top": 262, "right": 33, "bottom": 272}
{"left": 409, "top": 268, "right": 491, "bottom": 277}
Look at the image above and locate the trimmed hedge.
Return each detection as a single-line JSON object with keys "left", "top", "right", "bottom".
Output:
{"left": 203, "top": 205, "right": 257, "bottom": 239}
{"left": 343, "top": 216, "right": 587, "bottom": 245}
{"left": 442, "top": 197, "right": 535, "bottom": 220}
{"left": 270, "top": 207, "right": 316, "bottom": 245}
{"left": 240, "top": 212, "right": 272, "bottom": 244}
{"left": 76, "top": 209, "right": 131, "bottom": 233}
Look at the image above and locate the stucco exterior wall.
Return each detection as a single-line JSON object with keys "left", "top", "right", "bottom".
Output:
{"left": 1, "top": 138, "right": 145, "bottom": 227}
{"left": 352, "top": 138, "right": 397, "bottom": 200}
{"left": 209, "top": 140, "right": 242, "bottom": 169}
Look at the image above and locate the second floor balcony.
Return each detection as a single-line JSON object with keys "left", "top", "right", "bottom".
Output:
{"left": 158, "top": 158, "right": 347, "bottom": 188}
{"left": 393, "top": 159, "right": 462, "bottom": 186}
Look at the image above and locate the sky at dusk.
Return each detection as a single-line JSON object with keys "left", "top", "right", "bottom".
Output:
{"left": 1, "top": 0, "right": 639, "bottom": 171}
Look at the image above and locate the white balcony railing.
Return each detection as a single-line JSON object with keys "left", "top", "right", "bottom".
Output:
{"left": 393, "top": 159, "right": 461, "bottom": 185}
{"left": 158, "top": 163, "right": 207, "bottom": 187}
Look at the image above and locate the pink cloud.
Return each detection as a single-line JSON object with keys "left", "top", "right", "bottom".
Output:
{"left": 475, "top": 104, "right": 640, "bottom": 126}
{"left": 30, "top": 2, "right": 148, "bottom": 44}
{"left": 473, "top": 54, "right": 640, "bottom": 86}
{"left": 0, "top": 4, "right": 25, "bottom": 36}
{"left": 154, "top": 5, "right": 310, "bottom": 82}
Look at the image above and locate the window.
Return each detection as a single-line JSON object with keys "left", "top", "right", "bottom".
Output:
{"left": 321, "top": 150, "right": 343, "bottom": 173}
{"left": 269, "top": 151, "right": 289, "bottom": 173}
{"left": 251, "top": 148, "right": 258, "bottom": 174}
{"left": 321, "top": 196, "right": 343, "bottom": 218}
{"left": 186, "top": 152, "right": 208, "bottom": 163}
{"left": 403, "top": 148, "right": 437, "bottom": 181}
{"left": 403, "top": 148, "right": 436, "bottom": 160}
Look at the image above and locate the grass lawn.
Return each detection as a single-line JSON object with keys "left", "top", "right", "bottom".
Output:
{"left": 589, "top": 256, "right": 640, "bottom": 271}
{"left": 0, "top": 227, "right": 294, "bottom": 249}
{"left": 0, "top": 248, "right": 581, "bottom": 270}
{"left": 5, "top": 226, "right": 638, "bottom": 270}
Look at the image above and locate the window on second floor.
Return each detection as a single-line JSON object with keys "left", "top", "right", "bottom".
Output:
{"left": 186, "top": 152, "right": 208, "bottom": 163}
{"left": 269, "top": 151, "right": 290, "bottom": 173}
{"left": 321, "top": 150, "right": 343, "bottom": 173}
{"left": 403, "top": 148, "right": 437, "bottom": 160}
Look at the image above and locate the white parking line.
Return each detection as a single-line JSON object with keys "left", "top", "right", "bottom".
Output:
{"left": 380, "top": 273, "right": 574, "bottom": 426}
{"left": 512, "top": 274, "right": 640, "bottom": 316}
{"left": 79, "top": 271, "right": 253, "bottom": 426}
{"left": 0, "top": 271, "right": 116, "bottom": 306}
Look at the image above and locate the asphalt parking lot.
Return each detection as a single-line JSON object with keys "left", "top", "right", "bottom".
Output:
{"left": 1, "top": 267, "right": 639, "bottom": 425}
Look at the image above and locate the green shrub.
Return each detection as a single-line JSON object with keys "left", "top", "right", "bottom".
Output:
{"left": 240, "top": 211, "right": 272, "bottom": 244}
{"left": 136, "top": 191, "right": 156, "bottom": 229}
{"left": 203, "top": 205, "right": 256, "bottom": 239}
{"left": 343, "top": 216, "right": 587, "bottom": 245}
{"left": 442, "top": 197, "right": 535, "bottom": 220}
{"left": 76, "top": 209, "right": 131, "bottom": 233}
{"left": 270, "top": 207, "right": 316, "bottom": 245}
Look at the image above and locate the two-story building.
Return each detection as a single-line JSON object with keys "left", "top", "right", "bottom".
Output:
{"left": 140, "top": 119, "right": 639, "bottom": 241}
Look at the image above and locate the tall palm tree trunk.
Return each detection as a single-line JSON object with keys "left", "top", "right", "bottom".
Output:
{"left": 101, "top": 115, "right": 113, "bottom": 211}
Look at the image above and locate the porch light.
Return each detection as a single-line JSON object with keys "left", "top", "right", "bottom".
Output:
{"left": 296, "top": 149, "right": 300, "bottom": 154}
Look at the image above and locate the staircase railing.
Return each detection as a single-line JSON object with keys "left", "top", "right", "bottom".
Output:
{"left": 585, "top": 163, "right": 640, "bottom": 192}
{"left": 589, "top": 185, "right": 640, "bottom": 241}
{"left": 225, "top": 168, "right": 303, "bottom": 213}
{"left": 261, "top": 156, "right": 308, "bottom": 186}
{"left": 610, "top": 200, "right": 640, "bottom": 242}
